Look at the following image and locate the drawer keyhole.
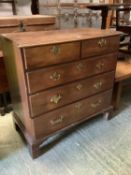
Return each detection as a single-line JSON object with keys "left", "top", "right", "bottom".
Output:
{"left": 19, "top": 21, "right": 26, "bottom": 32}
{"left": 50, "top": 45, "right": 60, "bottom": 55}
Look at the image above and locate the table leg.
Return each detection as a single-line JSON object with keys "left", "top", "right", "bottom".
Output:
{"left": 101, "top": 7, "right": 109, "bottom": 29}
{"left": 31, "top": 0, "right": 39, "bottom": 14}
{"left": 12, "top": 0, "right": 17, "bottom": 15}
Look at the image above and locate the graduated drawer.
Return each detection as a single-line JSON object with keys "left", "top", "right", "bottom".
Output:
{"left": 29, "top": 71, "right": 115, "bottom": 117}
{"left": 33, "top": 90, "right": 112, "bottom": 139}
{"left": 81, "top": 36, "right": 119, "bottom": 58}
{"left": 26, "top": 53, "right": 117, "bottom": 94}
{"left": 23, "top": 42, "right": 80, "bottom": 70}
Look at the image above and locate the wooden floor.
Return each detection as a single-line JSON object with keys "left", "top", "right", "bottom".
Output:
{"left": 0, "top": 91, "right": 131, "bottom": 175}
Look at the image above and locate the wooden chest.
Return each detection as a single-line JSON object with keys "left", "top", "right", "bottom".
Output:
{"left": 1, "top": 28, "right": 120, "bottom": 158}
{"left": 0, "top": 15, "right": 56, "bottom": 34}
{"left": 0, "top": 15, "right": 56, "bottom": 94}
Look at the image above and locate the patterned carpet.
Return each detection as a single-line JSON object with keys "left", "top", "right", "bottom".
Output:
{"left": 0, "top": 91, "right": 131, "bottom": 175}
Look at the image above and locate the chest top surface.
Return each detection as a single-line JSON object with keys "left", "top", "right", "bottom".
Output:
{"left": 1, "top": 28, "right": 120, "bottom": 48}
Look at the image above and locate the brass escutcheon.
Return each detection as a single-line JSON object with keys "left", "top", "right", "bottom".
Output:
{"left": 91, "top": 99, "right": 102, "bottom": 108}
{"left": 98, "top": 38, "right": 107, "bottom": 48}
{"left": 50, "top": 72, "right": 61, "bottom": 81}
{"left": 50, "top": 115, "right": 64, "bottom": 125}
{"left": 76, "top": 63, "right": 84, "bottom": 71}
{"left": 75, "top": 102, "right": 83, "bottom": 110}
{"left": 94, "top": 81, "right": 103, "bottom": 90}
{"left": 50, "top": 94, "right": 62, "bottom": 104}
{"left": 76, "top": 83, "right": 83, "bottom": 91}
{"left": 50, "top": 45, "right": 60, "bottom": 55}
{"left": 96, "top": 62, "right": 104, "bottom": 70}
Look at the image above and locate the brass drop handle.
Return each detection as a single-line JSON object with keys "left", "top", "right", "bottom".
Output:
{"left": 76, "top": 83, "right": 83, "bottom": 91}
{"left": 94, "top": 81, "right": 103, "bottom": 90}
{"left": 50, "top": 72, "right": 61, "bottom": 81}
{"left": 96, "top": 62, "right": 104, "bottom": 70}
{"left": 50, "top": 94, "right": 62, "bottom": 104}
{"left": 76, "top": 63, "right": 84, "bottom": 71}
{"left": 91, "top": 99, "right": 102, "bottom": 108}
{"left": 98, "top": 38, "right": 107, "bottom": 48}
{"left": 50, "top": 115, "right": 64, "bottom": 125}
{"left": 19, "top": 21, "right": 26, "bottom": 32}
{"left": 75, "top": 102, "right": 83, "bottom": 110}
{"left": 50, "top": 45, "right": 60, "bottom": 55}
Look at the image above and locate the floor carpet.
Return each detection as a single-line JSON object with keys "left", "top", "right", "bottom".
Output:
{"left": 0, "top": 91, "right": 131, "bottom": 175}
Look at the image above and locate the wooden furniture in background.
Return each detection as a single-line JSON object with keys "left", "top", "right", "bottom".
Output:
{"left": 116, "top": 7, "right": 131, "bottom": 53}
{"left": 114, "top": 61, "right": 131, "bottom": 109}
{"left": 31, "top": 0, "right": 39, "bottom": 14}
{"left": 0, "top": 0, "right": 16, "bottom": 15}
{"left": 31, "top": 1, "right": 131, "bottom": 29}
{"left": 109, "top": 0, "right": 131, "bottom": 28}
{"left": 0, "top": 15, "right": 56, "bottom": 115}
{"left": 1, "top": 28, "right": 120, "bottom": 158}
{"left": 113, "top": 7, "right": 131, "bottom": 109}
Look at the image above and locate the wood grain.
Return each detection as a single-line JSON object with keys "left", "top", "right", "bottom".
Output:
{"left": 27, "top": 53, "right": 117, "bottom": 94}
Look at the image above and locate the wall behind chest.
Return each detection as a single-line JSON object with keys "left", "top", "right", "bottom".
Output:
{"left": 39, "top": 0, "right": 111, "bottom": 29}
{"left": 0, "top": 0, "right": 31, "bottom": 16}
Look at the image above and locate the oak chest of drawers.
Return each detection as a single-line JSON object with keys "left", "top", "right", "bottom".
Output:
{"left": 1, "top": 28, "right": 120, "bottom": 158}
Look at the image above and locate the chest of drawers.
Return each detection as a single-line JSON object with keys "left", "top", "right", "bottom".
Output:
{"left": 0, "top": 15, "right": 56, "bottom": 34}
{"left": 1, "top": 28, "right": 120, "bottom": 158}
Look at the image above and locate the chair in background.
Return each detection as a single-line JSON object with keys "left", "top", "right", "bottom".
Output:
{"left": 116, "top": 7, "right": 131, "bottom": 54}
{"left": 113, "top": 7, "right": 131, "bottom": 109}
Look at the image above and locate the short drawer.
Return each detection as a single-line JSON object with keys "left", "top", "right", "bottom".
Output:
{"left": 81, "top": 36, "right": 119, "bottom": 58}
{"left": 27, "top": 53, "right": 117, "bottom": 94}
{"left": 33, "top": 90, "right": 112, "bottom": 139}
{"left": 29, "top": 71, "right": 115, "bottom": 117}
{"left": 23, "top": 42, "right": 80, "bottom": 70}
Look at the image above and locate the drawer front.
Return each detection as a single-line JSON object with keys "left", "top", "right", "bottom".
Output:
{"left": 81, "top": 36, "right": 119, "bottom": 58}
{"left": 27, "top": 53, "right": 117, "bottom": 94}
{"left": 33, "top": 90, "right": 112, "bottom": 139}
{"left": 30, "top": 71, "right": 115, "bottom": 117}
{"left": 23, "top": 42, "right": 80, "bottom": 70}
{"left": 26, "top": 25, "right": 56, "bottom": 32}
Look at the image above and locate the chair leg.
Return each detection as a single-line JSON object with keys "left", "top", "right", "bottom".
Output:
{"left": 113, "top": 82, "right": 123, "bottom": 110}
{"left": 12, "top": 0, "right": 17, "bottom": 15}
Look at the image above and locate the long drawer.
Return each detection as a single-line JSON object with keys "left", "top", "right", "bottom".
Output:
{"left": 81, "top": 36, "right": 119, "bottom": 58}
{"left": 33, "top": 90, "right": 112, "bottom": 139}
{"left": 29, "top": 71, "right": 115, "bottom": 117}
{"left": 23, "top": 42, "right": 80, "bottom": 70}
{"left": 27, "top": 53, "right": 117, "bottom": 94}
